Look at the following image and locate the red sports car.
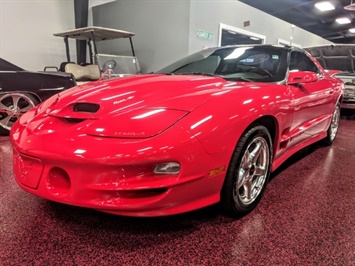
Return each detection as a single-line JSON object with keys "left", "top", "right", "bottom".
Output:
{"left": 11, "top": 45, "right": 344, "bottom": 217}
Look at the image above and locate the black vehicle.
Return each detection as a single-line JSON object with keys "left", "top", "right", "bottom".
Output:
{"left": 0, "top": 58, "right": 76, "bottom": 135}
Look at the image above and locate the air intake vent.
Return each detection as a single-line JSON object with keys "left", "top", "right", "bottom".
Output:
{"left": 65, "top": 118, "right": 86, "bottom": 123}
{"left": 73, "top": 103, "right": 100, "bottom": 113}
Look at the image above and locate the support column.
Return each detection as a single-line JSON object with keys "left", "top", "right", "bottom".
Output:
{"left": 74, "top": 0, "right": 89, "bottom": 64}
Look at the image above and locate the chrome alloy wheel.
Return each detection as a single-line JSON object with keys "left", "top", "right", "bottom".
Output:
{"left": 234, "top": 136, "right": 270, "bottom": 205}
{"left": 329, "top": 105, "right": 340, "bottom": 142}
{"left": 0, "top": 93, "right": 36, "bottom": 130}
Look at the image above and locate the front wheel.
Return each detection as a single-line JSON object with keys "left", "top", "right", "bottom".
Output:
{"left": 0, "top": 93, "right": 38, "bottom": 135}
{"left": 221, "top": 125, "right": 272, "bottom": 217}
{"left": 322, "top": 104, "right": 340, "bottom": 146}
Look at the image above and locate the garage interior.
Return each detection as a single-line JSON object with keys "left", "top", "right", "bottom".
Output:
{"left": 1, "top": 0, "right": 355, "bottom": 265}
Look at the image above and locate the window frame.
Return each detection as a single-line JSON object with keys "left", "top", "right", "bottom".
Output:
{"left": 218, "top": 23, "right": 266, "bottom": 46}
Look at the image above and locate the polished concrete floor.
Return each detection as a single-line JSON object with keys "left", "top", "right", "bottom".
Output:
{"left": 1, "top": 111, "right": 354, "bottom": 265}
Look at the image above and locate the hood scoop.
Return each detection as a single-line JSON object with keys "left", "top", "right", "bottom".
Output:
{"left": 73, "top": 103, "right": 100, "bottom": 113}
{"left": 49, "top": 102, "right": 101, "bottom": 121}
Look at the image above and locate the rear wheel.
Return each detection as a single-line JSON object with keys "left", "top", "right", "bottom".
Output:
{"left": 221, "top": 125, "right": 272, "bottom": 217}
{"left": 0, "top": 93, "right": 38, "bottom": 135}
{"left": 322, "top": 104, "right": 340, "bottom": 146}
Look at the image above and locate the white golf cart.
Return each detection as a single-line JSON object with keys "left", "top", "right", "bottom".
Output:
{"left": 53, "top": 26, "right": 141, "bottom": 82}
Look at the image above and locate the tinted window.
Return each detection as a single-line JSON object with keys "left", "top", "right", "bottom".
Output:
{"left": 289, "top": 51, "right": 320, "bottom": 73}
{"left": 157, "top": 46, "right": 288, "bottom": 82}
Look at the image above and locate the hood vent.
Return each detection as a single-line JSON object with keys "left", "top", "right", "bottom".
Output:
{"left": 64, "top": 118, "right": 86, "bottom": 123}
{"left": 73, "top": 103, "right": 100, "bottom": 113}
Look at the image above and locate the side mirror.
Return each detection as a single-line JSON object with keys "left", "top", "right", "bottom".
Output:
{"left": 287, "top": 71, "right": 319, "bottom": 85}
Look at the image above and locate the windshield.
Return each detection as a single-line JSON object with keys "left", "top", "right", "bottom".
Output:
{"left": 157, "top": 46, "right": 288, "bottom": 82}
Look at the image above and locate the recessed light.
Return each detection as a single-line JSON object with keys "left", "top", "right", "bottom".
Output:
{"left": 315, "top": 1, "right": 335, "bottom": 11}
{"left": 336, "top": 17, "right": 351, "bottom": 24}
{"left": 349, "top": 28, "right": 355, "bottom": 33}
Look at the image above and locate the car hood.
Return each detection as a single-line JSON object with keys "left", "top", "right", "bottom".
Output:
{"left": 305, "top": 44, "right": 355, "bottom": 73}
{"left": 19, "top": 74, "right": 241, "bottom": 138}
{"left": 46, "top": 74, "right": 230, "bottom": 120}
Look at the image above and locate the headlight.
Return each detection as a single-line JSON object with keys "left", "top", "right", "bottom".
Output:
{"left": 35, "top": 94, "right": 59, "bottom": 116}
{"left": 19, "top": 94, "right": 60, "bottom": 126}
{"left": 85, "top": 108, "right": 188, "bottom": 138}
{"left": 19, "top": 108, "right": 37, "bottom": 125}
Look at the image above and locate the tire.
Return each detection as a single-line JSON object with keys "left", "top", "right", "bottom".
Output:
{"left": 0, "top": 93, "right": 38, "bottom": 135}
{"left": 322, "top": 104, "right": 340, "bottom": 146}
{"left": 221, "top": 125, "right": 273, "bottom": 217}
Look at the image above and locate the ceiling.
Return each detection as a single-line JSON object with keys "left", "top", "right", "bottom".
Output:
{"left": 239, "top": 0, "right": 355, "bottom": 43}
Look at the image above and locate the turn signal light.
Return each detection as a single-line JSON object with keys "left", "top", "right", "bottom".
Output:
{"left": 154, "top": 162, "right": 181, "bottom": 175}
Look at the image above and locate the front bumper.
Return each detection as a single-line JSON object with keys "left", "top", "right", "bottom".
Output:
{"left": 11, "top": 119, "right": 229, "bottom": 217}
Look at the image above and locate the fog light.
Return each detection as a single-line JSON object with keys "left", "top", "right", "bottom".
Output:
{"left": 46, "top": 167, "right": 71, "bottom": 196}
{"left": 154, "top": 162, "right": 180, "bottom": 175}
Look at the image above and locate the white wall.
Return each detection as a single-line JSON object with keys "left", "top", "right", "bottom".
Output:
{"left": 0, "top": 0, "right": 75, "bottom": 71}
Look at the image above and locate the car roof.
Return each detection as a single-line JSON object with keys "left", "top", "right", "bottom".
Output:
{"left": 53, "top": 26, "right": 135, "bottom": 41}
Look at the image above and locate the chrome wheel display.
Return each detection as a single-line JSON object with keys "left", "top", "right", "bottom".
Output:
{"left": 329, "top": 105, "right": 340, "bottom": 142}
{"left": 322, "top": 104, "right": 341, "bottom": 146}
{"left": 0, "top": 93, "right": 37, "bottom": 132}
{"left": 221, "top": 125, "right": 272, "bottom": 217}
{"left": 234, "top": 136, "right": 270, "bottom": 205}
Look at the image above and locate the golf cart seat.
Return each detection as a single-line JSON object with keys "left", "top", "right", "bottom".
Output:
{"left": 64, "top": 63, "right": 100, "bottom": 83}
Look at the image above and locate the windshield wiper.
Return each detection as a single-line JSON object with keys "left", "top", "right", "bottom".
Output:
{"left": 151, "top": 72, "right": 174, "bottom": 75}
{"left": 226, "top": 77, "right": 253, "bottom": 82}
{"left": 174, "top": 72, "right": 218, "bottom": 77}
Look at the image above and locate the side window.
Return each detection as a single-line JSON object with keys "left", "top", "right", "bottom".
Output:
{"left": 289, "top": 51, "right": 320, "bottom": 74}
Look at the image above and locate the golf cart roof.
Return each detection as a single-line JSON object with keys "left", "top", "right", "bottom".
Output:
{"left": 53, "top": 26, "right": 135, "bottom": 41}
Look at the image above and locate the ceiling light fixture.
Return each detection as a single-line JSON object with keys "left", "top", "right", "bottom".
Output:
{"left": 344, "top": 0, "right": 355, "bottom": 11}
{"left": 315, "top": 1, "right": 335, "bottom": 11}
{"left": 336, "top": 17, "right": 351, "bottom": 24}
{"left": 349, "top": 28, "right": 355, "bottom": 33}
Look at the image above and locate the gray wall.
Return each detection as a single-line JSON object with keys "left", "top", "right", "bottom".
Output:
{"left": 93, "top": 0, "right": 190, "bottom": 73}
{"left": 93, "top": 0, "right": 330, "bottom": 73}
{"left": 189, "top": 0, "right": 330, "bottom": 54}
{"left": 0, "top": 0, "right": 75, "bottom": 71}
